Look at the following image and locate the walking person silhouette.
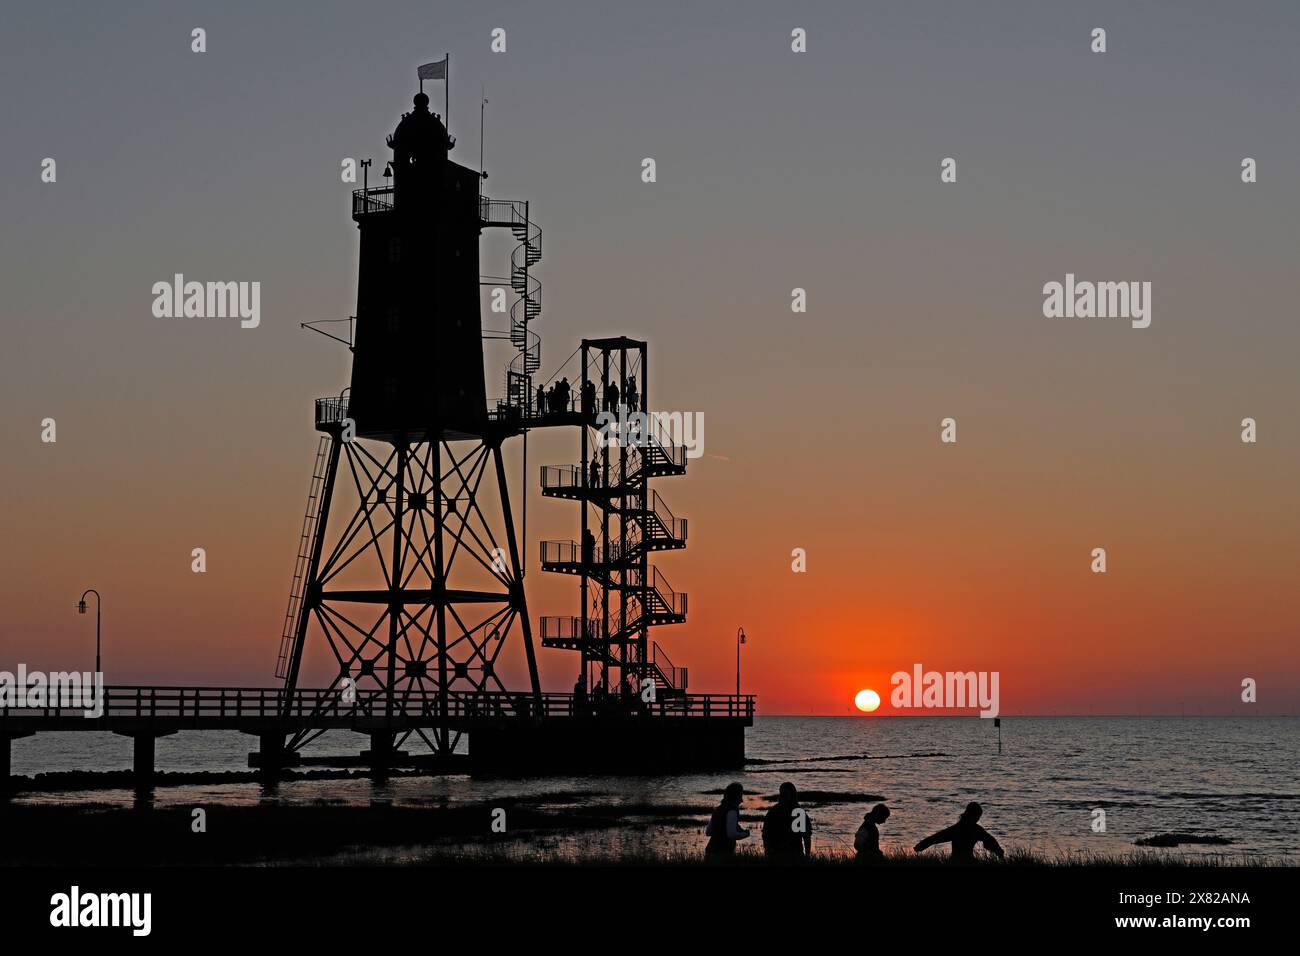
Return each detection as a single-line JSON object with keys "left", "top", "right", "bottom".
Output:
{"left": 854, "top": 804, "right": 890, "bottom": 862}
{"left": 913, "top": 801, "right": 1005, "bottom": 862}
{"left": 705, "top": 782, "right": 750, "bottom": 857}
{"left": 762, "top": 782, "right": 812, "bottom": 861}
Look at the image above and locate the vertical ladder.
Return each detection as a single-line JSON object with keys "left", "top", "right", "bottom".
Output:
{"left": 276, "top": 437, "right": 331, "bottom": 678}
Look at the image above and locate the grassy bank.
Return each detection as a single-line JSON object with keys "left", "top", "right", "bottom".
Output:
{"left": 0, "top": 801, "right": 1281, "bottom": 868}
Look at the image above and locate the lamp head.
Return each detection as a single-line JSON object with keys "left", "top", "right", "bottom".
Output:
{"left": 77, "top": 600, "right": 87, "bottom": 614}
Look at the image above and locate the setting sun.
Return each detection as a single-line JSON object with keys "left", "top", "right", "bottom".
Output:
{"left": 854, "top": 689, "right": 881, "bottom": 713}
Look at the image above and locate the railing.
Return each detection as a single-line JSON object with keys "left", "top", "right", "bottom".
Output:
{"left": 645, "top": 490, "right": 687, "bottom": 543}
{"left": 320, "top": 392, "right": 554, "bottom": 428}
{"left": 651, "top": 641, "right": 687, "bottom": 693}
{"left": 0, "top": 685, "right": 754, "bottom": 722}
{"left": 539, "top": 616, "right": 600, "bottom": 643}
{"left": 315, "top": 395, "right": 349, "bottom": 427}
{"left": 540, "top": 536, "right": 647, "bottom": 569}
{"left": 541, "top": 464, "right": 583, "bottom": 492}
{"left": 540, "top": 539, "right": 581, "bottom": 565}
{"left": 478, "top": 197, "right": 528, "bottom": 227}
{"left": 651, "top": 566, "right": 687, "bottom": 617}
{"left": 352, "top": 186, "right": 394, "bottom": 216}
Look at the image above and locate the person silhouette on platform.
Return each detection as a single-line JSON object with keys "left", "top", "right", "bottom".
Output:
{"left": 762, "top": 781, "right": 812, "bottom": 861}
{"left": 705, "top": 782, "right": 750, "bottom": 857}
{"left": 589, "top": 459, "right": 600, "bottom": 488}
{"left": 559, "top": 377, "right": 571, "bottom": 411}
{"left": 625, "top": 376, "right": 638, "bottom": 413}
{"left": 536, "top": 384, "right": 546, "bottom": 416}
{"left": 581, "top": 379, "right": 596, "bottom": 415}
{"left": 582, "top": 528, "right": 596, "bottom": 565}
{"left": 913, "top": 801, "right": 1004, "bottom": 862}
{"left": 854, "top": 804, "right": 891, "bottom": 862}
{"left": 604, "top": 379, "right": 619, "bottom": 412}
{"left": 572, "top": 674, "right": 588, "bottom": 714}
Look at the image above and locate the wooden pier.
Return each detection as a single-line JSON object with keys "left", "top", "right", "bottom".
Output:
{"left": 0, "top": 686, "right": 755, "bottom": 786}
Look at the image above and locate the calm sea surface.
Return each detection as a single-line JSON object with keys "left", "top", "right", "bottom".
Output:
{"left": 11, "top": 717, "right": 1297, "bottom": 862}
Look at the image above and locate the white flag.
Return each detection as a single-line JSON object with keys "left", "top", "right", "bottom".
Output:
{"left": 418, "top": 58, "right": 447, "bottom": 81}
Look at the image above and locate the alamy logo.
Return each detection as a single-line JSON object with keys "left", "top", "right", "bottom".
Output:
{"left": 1042, "top": 273, "right": 1151, "bottom": 328}
{"left": 890, "top": 663, "right": 1000, "bottom": 718}
{"left": 0, "top": 666, "right": 103, "bottom": 717}
{"left": 50, "top": 886, "right": 151, "bottom": 936}
{"left": 151, "top": 274, "right": 261, "bottom": 328}
{"left": 595, "top": 408, "right": 704, "bottom": 459}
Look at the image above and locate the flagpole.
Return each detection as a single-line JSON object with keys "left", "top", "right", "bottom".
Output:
{"left": 445, "top": 52, "right": 450, "bottom": 135}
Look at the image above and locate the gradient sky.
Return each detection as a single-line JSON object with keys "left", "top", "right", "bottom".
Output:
{"left": 2, "top": 1, "right": 1298, "bottom": 714}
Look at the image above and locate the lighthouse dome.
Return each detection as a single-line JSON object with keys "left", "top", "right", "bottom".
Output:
{"left": 388, "top": 92, "right": 450, "bottom": 159}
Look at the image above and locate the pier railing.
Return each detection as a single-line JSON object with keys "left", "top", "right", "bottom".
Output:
{"left": 0, "top": 685, "right": 755, "bottom": 724}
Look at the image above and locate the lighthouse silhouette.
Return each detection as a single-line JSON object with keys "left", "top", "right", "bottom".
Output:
{"left": 272, "top": 87, "right": 543, "bottom": 762}
{"left": 262, "top": 83, "right": 716, "bottom": 775}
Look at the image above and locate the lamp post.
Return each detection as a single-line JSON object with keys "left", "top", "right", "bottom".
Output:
{"left": 77, "top": 589, "right": 101, "bottom": 676}
{"left": 736, "top": 626, "right": 746, "bottom": 698}
{"left": 360, "top": 157, "right": 372, "bottom": 194}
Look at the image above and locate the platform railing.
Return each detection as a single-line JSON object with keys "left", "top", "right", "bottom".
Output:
{"left": 478, "top": 196, "right": 528, "bottom": 227}
{"left": 540, "top": 464, "right": 583, "bottom": 492}
{"left": 315, "top": 395, "right": 349, "bottom": 427}
{"left": 0, "top": 685, "right": 754, "bottom": 722}
{"left": 539, "top": 615, "right": 604, "bottom": 642}
{"left": 352, "top": 185, "right": 394, "bottom": 216}
{"left": 650, "top": 566, "right": 687, "bottom": 617}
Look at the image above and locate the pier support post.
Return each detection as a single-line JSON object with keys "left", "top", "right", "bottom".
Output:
{"left": 255, "top": 732, "right": 293, "bottom": 777}
{"left": 242, "top": 731, "right": 300, "bottom": 776}
{"left": 111, "top": 729, "right": 175, "bottom": 790}
{"left": 1, "top": 731, "right": 34, "bottom": 796}
{"left": 364, "top": 731, "right": 397, "bottom": 772}
{"left": 133, "top": 734, "right": 156, "bottom": 782}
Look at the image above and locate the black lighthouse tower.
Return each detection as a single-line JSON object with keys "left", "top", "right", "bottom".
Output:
{"left": 348, "top": 91, "right": 486, "bottom": 440}
{"left": 274, "top": 91, "right": 541, "bottom": 761}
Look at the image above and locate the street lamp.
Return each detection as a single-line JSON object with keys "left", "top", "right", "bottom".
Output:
{"left": 77, "top": 589, "right": 101, "bottom": 676}
{"left": 736, "top": 626, "right": 746, "bottom": 698}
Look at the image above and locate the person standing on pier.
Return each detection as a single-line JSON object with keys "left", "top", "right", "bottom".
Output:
{"left": 705, "top": 783, "right": 750, "bottom": 857}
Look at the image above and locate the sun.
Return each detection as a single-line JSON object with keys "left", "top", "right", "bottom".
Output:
{"left": 854, "top": 688, "right": 881, "bottom": 713}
